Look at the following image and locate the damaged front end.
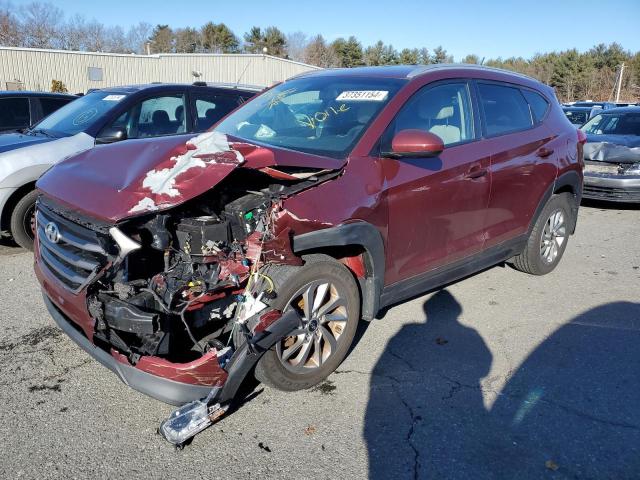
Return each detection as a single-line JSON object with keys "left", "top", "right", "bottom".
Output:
{"left": 35, "top": 131, "right": 343, "bottom": 444}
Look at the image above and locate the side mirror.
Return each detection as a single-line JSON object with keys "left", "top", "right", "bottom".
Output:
{"left": 384, "top": 129, "right": 444, "bottom": 158}
{"left": 96, "top": 126, "right": 127, "bottom": 144}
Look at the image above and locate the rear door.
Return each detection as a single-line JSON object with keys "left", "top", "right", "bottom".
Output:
{"left": 380, "top": 80, "right": 492, "bottom": 284}
{"left": 475, "top": 81, "right": 557, "bottom": 247}
{"left": 190, "top": 91, "right": 246, "bottom": 132}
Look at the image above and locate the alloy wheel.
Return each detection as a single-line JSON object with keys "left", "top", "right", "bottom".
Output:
{"left": 540, "top": 209, "right": 566, "bottom": 264}
{"left": 276, "top": 280, "right": 349, "bottom": 373}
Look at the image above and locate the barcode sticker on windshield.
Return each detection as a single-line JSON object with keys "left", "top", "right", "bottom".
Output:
{"left": 103, "top": 94, "right": 126, "bottom": 101}
{"left": 336, "top": 91, "right": 388, "bottom": 101}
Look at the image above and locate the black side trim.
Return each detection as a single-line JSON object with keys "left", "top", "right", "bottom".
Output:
{"left": 216, "top": 310, "right": 302, "bottom": 404}
{"left": 554, "top": 170, "right": 582, "bottom": 233}
{"left": 43, "top": 293, "right": 213, "bottom": 406}
{"left": 292, "top": 222, "right": 385, "bottom": 320}
{"left": 379, "top": 235, "right": 527, "bottom": 310}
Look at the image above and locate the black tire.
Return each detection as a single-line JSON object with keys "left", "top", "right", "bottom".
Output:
{"left": 511, "top": 193, "right": 574, "bottom": 275}
{"left": 9, "top": 189, "right": 39, "bottom": 251}
{"left": 245, "top": 255, "right": 360, "bottom": 392}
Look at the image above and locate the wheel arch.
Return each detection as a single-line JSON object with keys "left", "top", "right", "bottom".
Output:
{"left": 529, "top": 170, "right": 582, "bottom": 237}
{"left": 1, "top": 181, "right": 37, "bottom": 234}
{"left": 292, "top": 221, "right": 385, "bottom": 321}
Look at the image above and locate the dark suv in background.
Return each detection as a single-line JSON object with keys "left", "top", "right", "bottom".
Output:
{"left": 0, "top": 91, "right": 76, "bottom": 133}
{"left": 35, "top": 65, "right": 583, "bottom": 412}
{"left": 0, "top": 82, "right": 259, "bottom": 250}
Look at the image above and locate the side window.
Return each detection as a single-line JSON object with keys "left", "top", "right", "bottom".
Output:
{"left": 387, "top": 82, "right": 474, "bottom": 147}
{"left": 478, "top": 83, "right": 533, "bottom": 136}
{"left": 194, "top": 94, "right": 242, "bottom": 132}
{"left": 105, "top": 94, "right": 186, "bottom": 139}
{"left": 521, "top": 89, "right": 550, "bottom": 123}
{"left": 40, "top": 97, "right": 72, "bottom": 117}
{"left": 0, "top": 97, "right": 30, "bottom": 129}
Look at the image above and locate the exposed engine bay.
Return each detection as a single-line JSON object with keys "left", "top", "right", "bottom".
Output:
{"left": 64, "top": 167, "right": 339, "bottom": 367}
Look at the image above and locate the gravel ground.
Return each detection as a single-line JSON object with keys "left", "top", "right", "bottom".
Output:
{"left": 0, "top": 201, "right": 638, "bottom": 479}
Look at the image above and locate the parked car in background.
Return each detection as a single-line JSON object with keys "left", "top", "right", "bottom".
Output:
{"left": 563, "top": 106, "right": 594, "bottom": 126}
{"left": 580, "top": 106, "right": 640, "bottom": 202}
{"left": 34, "top": 65, "right": 583, "bottom": 411}
{"left": 0, "top": 91, "right": 76, "bottom": 134}
{"left": 571, "top": 101, "right": 617, "bottom": 110}
{"left": 0, "top": 82, "right": 259, "bottom": 249}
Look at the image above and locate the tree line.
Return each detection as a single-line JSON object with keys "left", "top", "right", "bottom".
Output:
{"left": 2, "top": 1, "right": 639, "bottom": 101}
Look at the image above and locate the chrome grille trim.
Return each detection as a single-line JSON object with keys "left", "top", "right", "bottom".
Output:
{"left": 36, "top": 205, "right": 108, "bottom": 294}
{"left": 36, "top": 211, "right": 106, "bottom": 254}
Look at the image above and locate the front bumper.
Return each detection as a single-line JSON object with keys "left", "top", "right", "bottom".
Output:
{"left": 583, "top": 173, "right": 640, "bottom": 203}
{"left": 43, "top": 293, "right": 215, "bottom": 405}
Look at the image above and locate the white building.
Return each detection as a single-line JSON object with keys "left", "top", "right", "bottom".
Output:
{"left": 0, "top": 47, "right": 320, "bottom": 93}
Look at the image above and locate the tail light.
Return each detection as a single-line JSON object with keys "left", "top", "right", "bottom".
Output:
{"left": 577, "top": 129, "right": 587, "bottom": 145}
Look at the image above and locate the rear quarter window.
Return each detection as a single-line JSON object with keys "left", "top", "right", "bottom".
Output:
{"left": 521, "top": 89, "right": 550, "bottom": 123}
{"left": 478, "top": 83, "right": 533, "bottom": 136}
{"left": 40, "top": 97, "right": 73, "bottom": 117}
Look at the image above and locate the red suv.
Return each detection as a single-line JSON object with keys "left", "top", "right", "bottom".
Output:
{"left": 34, "top": 65, "right": 583, "bottom": 409}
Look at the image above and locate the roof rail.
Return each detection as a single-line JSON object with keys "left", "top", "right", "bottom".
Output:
{"left": 192, "top": 81, "right": 263, "bottom": 91}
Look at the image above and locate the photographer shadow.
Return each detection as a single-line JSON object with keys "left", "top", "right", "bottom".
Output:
{"left": 364, "top": 291, "right": 640, "bottom": 479}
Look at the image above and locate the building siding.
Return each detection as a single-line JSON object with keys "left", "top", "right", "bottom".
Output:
{"left": 0, "top": 47, "right": 320, "bottom": 93}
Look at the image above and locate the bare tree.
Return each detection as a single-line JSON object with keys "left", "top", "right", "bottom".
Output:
{"left": 58, "top": 14, "right": 88, "bottom": 51}
{"left": 0, "top": 1, "right": 23, "bottom": 46}
{"left": 84, "top": 20, "right": 107, "bottom": 52}
{"left": 104, "top": 25, "right": 128, "bottom": 53}
{"left": 286, "top": 31, "right": 308, "bottom": 62}
{"left": 20, "top": 1, "right": 63, "bottom": 48}
{"left": 303, "top": 34, "right": 338, "bottom": 67}
{"left": 125, "top": 22, "right": 152, "bottom": 54}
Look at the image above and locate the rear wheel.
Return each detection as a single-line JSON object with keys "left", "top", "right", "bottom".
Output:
{"left": 9, "top": 189, "right": 39, "bottom": 251}
{"left": 250, "top": 256, "right": 360, "bottom": 391}
{"left": 511, "top": 193, "right": 574, "bottom": 275}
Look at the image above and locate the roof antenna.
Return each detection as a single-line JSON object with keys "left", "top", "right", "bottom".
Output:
{"left": 235, "top": 47, "right": 268, "bottom": 88}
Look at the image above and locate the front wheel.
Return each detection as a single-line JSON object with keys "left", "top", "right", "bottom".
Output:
{"left": 9, "top": 189, "right": 39, "bottom": 251}
{"left": 511, "top": 193, "right": 575, "bottom": 275}
{"left": 252, "top": 256, "right": 361, "bottom": 391}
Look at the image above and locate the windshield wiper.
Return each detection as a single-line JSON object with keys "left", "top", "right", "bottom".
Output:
{"left": 27, "top": 128, "right": 56, "bottom": 138}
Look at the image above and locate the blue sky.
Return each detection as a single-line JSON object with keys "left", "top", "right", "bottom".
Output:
{"left": 39, "top": 0, "right": 640, "bottom": 60}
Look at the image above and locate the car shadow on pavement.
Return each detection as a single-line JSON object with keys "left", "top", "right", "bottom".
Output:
{"left": 581, "top": 198, "right": 640, "bottom": 210}
{"left": 364, "top": 290, "right": 640, "bottom": 479}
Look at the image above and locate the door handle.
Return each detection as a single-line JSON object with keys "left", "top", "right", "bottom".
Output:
{"left": 466, "top": 165, "right": 487, "bottom": 179}
{"left": 536, "top": 147, "right": 554, "bottom": 158}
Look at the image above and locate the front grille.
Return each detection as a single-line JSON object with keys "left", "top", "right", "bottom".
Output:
{"left": 583, "top": 184, "right": 640, "bottom": 202}
{"left": 36, "top": 206, "right": 108, "bottom": 293}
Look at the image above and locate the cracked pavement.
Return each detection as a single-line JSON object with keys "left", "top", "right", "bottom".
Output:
{"left": 1, "top": 201, "right": 639, "bottom": 479}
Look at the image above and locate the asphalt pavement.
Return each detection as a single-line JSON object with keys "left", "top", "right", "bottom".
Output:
{"left": 0, "top": 201, "right": 639, "bottom": 479}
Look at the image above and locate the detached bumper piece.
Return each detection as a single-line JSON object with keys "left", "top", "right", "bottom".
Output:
{"left": 159, "top": 309, "right": 301, "bottom": 447}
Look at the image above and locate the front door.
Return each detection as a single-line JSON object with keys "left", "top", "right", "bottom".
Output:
{"left": 379, "top": 81, "right": 492, "bottom": 285}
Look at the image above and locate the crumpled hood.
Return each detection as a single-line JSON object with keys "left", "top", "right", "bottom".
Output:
{"left": 37, "top": 131, "right": 344, "bottom": 223}
{"left": 584, "top": 134, "right": 640, "bottom": 163}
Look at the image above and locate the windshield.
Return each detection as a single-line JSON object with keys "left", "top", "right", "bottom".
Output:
{"left": 581, "top": 112, "right": 640, "bottom": 136}
{"left": 34, "top": 91, "right": 129, "bottom": 136}
{"left": 215, "top": 76, "right": 405, "bottom": 158}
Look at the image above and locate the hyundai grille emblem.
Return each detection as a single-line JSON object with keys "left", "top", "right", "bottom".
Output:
{"left": 45, "top": 222, "right": 60, "bottom": 244}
